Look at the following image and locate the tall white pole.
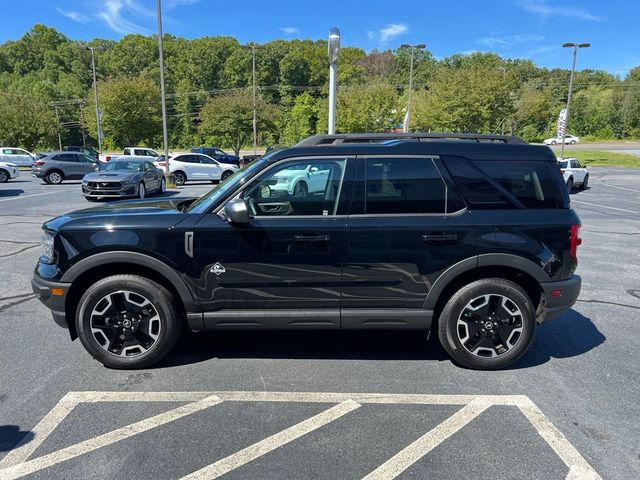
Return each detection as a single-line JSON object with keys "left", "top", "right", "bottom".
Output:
{"left": 252, "top": 47, "right": 257, "bottom": 155}
{"left": 404, "top": 47, "right": 415, "bottom": 133}
{"left": 560, "top": 45, "right": 578, "bottom": 160}
{"left": 328, "top": 61, "right": 337, "bottom": 134}
{"left": 89, "top": 47, "right": 103, "bottom": 154}
{"left": 157, "top": 0, "right": 170, "bottom": 178}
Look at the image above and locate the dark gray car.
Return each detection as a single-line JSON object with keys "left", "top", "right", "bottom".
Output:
{"left": 81, "top": 159, "right": 166, "bottom": 201}
{"left": 32, "top": 151, "right": 100, "bottom": 184}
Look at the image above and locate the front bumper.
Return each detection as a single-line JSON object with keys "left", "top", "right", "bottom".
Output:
{"left": 31, "top": 274, "right": 72, "bottom": 329}
{"left": 538, "top": 275, "right": 581, "bottom": 324}
{"left": 82, "top": 183, "right": 137, "bottom": 198}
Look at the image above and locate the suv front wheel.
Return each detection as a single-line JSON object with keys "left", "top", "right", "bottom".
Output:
{"left": 437, "top": 278, "right": 535, "bottom": 370}
{"left": 76, "top": 274, "right": 181, "bottom": 369}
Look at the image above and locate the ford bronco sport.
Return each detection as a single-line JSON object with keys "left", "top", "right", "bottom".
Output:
{"left": 32, "top": 133, "right": 582, "bottom": 370}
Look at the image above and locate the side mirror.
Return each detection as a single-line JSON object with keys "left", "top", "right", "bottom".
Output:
{"left": 224, "top": 198, "right": 250, "bottom": 224}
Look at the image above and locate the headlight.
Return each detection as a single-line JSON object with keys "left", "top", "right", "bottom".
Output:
{"left": 121, "top": 179, "right": 136, "bottom": 185}
{"left": 276, "top": 176, "right": 291, "bottom": 183}
{"left": 82, "top": 179, "right": 89, "bottom": 185}
{"left": 40, "top": 230, "right": 56, "bottom": 264}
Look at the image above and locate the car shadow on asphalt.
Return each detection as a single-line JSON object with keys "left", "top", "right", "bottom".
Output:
{"left": 156, "top": 309, "right": 604, "bottom": 370}
{"left": 0, "top": 189, "right": 24, "bottom": 197}
{"left": 512, "top": 309, "right": 605, "bottom": 369}
{"left": 0, "top": 425, "right": 34, "bottom": 452}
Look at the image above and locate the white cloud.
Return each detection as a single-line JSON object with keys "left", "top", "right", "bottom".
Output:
{"left": 56, "top": 7, "right": 89, "bottom": 23}
{"left": 97, "top": 0, "right": 151, "bottom": 35}
{"left": 477, "top": 33, "right": 545, "bottom": 48}
{"left": 279, "top": 27, "right": 300, "bottom": 35}
{"left": 517, "top": 0, "right": 602, "bottom": 22}
{"left": 368, "top": 24, "right": 408, "bottom": 45}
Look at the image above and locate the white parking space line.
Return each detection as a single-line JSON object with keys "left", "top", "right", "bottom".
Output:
{"left": 0, "top": 394, "right": 222, "bottom": 480}
{"left": 518, "top": 399, "right": 602, "bottom": 480}
{"left": 362, "top": 398, "right": 491, "bottom": 480}
{"left": 601, "top": 183, "right": 640, "bottom": 193}
{"left": 0, "top": 391, "right": 601, "bottom": 480}
{"left": 181, "top": 399, "right": 361, "bottom": 480}
{"left": 0, "top": 190, "right": 77, "bottom": 203}
{"left": 571, "top": 199, "right": 638, "bottom": 214}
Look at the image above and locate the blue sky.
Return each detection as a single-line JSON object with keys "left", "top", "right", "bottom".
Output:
{"left": 4, "top": 0, "right": 640, "bottom": 75}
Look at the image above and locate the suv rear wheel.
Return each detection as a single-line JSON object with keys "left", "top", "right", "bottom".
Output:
{"left": 75, "top": 274, "right": 182, "bottom": 369}
{"left": 438, "top": 278, "right": 535, "bottom": 370}
{"left": 46, "top": 170, "right": 63, "bottom": 184}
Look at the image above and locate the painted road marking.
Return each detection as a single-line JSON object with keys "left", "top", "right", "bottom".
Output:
{"left": 0, "top": 391, "right": 601, "bottom": 480}
{"left": 571, "top": 199, "right": 638, "bottom": 214}
{"left": 182, "top": 400, "right": 361, "bottom": 479}
{"left": 362, "top": 397, "right": 492, "bottom": 480}
{"left": 0, "top": 190, "right": 78, "bottom": 203}
{"left": 601, "top": 183, "right": 640, "bottom": 193}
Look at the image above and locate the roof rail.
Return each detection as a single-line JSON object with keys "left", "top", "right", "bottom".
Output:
{"left": 295, "top": 132, "right": 528, "bottom": 146}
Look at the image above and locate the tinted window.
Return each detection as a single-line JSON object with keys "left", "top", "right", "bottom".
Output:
{"left": 475, "top": 161, "right": 557, "bottom": 209}
{"left": 241, "top": 159, "right": 346, "bottom": 216}
{"left": 54, "top": 153, "right": 78, "bottom": 162}
{"left": 365, "top": 158, "right": 447, "bottom": 214}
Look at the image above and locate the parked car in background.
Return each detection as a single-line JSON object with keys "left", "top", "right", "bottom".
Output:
{"left": 101, "top": 147, "right": 161, "bottom": 163}
{"left": 543, "top": 135, "right": 580, "bottom": 145}
{"left": 0, "top": 147, "right": 35, "bottom": 167}
{"left": 82, "top": 159, "right": 166, "bottom": 201}
{"left": 191, "top": 147, "right": 240, "bottom": 166}
{"left": 31, "top": 152, "right": 100, "bottom": 184}
{"left": 155, "top": 153, "right": 238, "bottom": 185}
{"left": 63, "top": 146, "right": 100, "bottom": 160}
{"left": 0, "top": 161, "right": 20, "bottom": 183}
{"left": 558, "top": 157, "right": 589, "bottom": 192}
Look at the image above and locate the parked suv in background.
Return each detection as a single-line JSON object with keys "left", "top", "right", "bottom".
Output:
{"left": 0, "top": 147, "right": 35, "bottom": 167}
{"left": 63, "top": 146, "right": 100, "bottom": 160}
{"left": 32, "top": 133, "right": 582, "bottom": 370}
{"left": 32, "top": 151, "right": 100, "bottom": 184}
{"left": 558, "top": 157, "right": 589, "bottom": 192}
{"left": 154, "top": 153, "right": 238, "bottom": 185}
{"left": 191, "top": 147, "right": 240, "bottom": 166}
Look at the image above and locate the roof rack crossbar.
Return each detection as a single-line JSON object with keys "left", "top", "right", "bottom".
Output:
{"left": 296, "top": 132, "right": 528, "bottom": 146}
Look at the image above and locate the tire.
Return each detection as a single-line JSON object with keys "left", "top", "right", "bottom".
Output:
{"left": 174, "top": 171, "right": 186, "bottom": 186}
{"left": 580, "top": 174, "right": 589, "bottom": 190}
{"left": 550, "top": 140, "right": 557, "bottom": 145}
{"left": 159, "top": 177, "right": 166, "bottom": 194}
{"left": 46, "top": 170, "right": 63, "bottom": 184}
{"left": 293, "top": 181, "right": 308, "bottom": 198}
{"left": 0, "top": 169, "right": 8, "bottom": 183}
{"left": 138, "top": 182, "right": 146, "bottom": 199}
{"left": 570, "top": 140, "right": 576, "bottom": 145}
{"left": 221, "top": 170, "right": 234, "bottom": 181}
{"left": 437, "top": 278, "right": 536, "bottom": 370}
{"left": 75, "top": 274, "right": 182, "bottom": 369}
{"left": 567, "top": 178, "right": 574, "bottom": 193}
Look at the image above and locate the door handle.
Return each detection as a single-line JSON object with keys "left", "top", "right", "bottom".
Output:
{"left": 422, "top": 233, "right": 458, "bottom": 244}
{"left": 294, "top": 234, "right": 330, "bottom": 244}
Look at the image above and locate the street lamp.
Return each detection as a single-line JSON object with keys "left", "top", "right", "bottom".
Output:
{"left": 328, "top": 28, "right": 340, "bottom": 134}
{"left": 400, "top": 43, "right": 426, "bottom": 133}
{"left": 241, "top": 44, "right": 265, "bottom": 155}
{"left": 559, "top": 42, "right": 590, "bottom": 158}
{"left": 82, "top": 46, "right": 103, "bottom": 154}
{"left": 156, "top": 0, "right": 172, "bottom": 182}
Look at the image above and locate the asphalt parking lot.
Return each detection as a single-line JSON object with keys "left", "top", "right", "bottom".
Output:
{"left": 1, "top": 169, "right": 639, "bottom": 479}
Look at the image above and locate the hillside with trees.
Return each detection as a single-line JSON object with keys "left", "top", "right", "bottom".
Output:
{"left": 1, "top": 24, "right": 639, "bottom": 152}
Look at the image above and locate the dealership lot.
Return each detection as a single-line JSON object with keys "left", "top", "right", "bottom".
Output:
{"left": 1, "top": 169, "right": 639, "bottom": 479}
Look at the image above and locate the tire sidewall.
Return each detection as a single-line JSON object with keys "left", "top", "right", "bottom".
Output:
{"left": 76, "top": 276, "right": 180, "bottom": 369}
{"left": 0, "top": 169, "right": 8, "bottom": 183}
{"left": 438, "top": 279, "right": 536, "bottom": 370}
{"left": 47, "top": 171, "right": 63, "bottom": 184}
{"left": 174, "top": 171, "right": 186, "bottom": 185}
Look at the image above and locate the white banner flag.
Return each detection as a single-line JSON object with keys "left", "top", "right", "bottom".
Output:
{"left": 557, "top": 108, "right": 567, "bottom": 138}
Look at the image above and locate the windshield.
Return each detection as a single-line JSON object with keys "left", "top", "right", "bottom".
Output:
{"left": 187, "top": 153, "right": 275, "bottom": 214}
{"left": 558, "top": 160, "right": 569, "bottom": 168}
{"left": 101, "top": 161, "right": 143, "bottom": 172}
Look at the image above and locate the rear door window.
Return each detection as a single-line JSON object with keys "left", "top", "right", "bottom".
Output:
{"left": 364, "top": 157, "right": 448, "bottom": 214}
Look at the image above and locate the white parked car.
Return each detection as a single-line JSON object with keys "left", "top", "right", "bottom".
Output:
{"left": 101, "top": 147, "right": 161, "bottom": 163}
{"left": 154, "top": 153, "right": 238, "bottom": 185}
{"left": 544, "top": 135, "right": 580, "bottom": 145}
{"left": 0, "top": 147, "right": 35, "bottom": 166}
{"left": 271, "top": 163, "right": 331, "bottom": 197}
{"left": 0, "top": 161, "right": 20, "bottom": 183}
{"left": 558, "top": 158, "right": 589, "bottom": 192}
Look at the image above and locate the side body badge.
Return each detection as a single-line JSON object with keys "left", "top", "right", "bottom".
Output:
{"left": 211, "top": 262, "right": 226, "bottom": 276}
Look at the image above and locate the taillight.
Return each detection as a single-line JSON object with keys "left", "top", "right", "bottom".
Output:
{"left": 157, "top": 162, "right": 166, "bottom": 167}
{"left": 33, "top": 161, "right": 45, "bottom": 166}
{"left": 570, "top": 224, "right": 582, "bottom": 259}
{"left": 105, "top": 155, "right": 111, "bottom": 161}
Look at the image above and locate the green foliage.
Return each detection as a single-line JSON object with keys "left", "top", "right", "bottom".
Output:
{"left": 281, "top": 92, "right": 320, "bottom": 144}
{"left": 0, "top": 91, "right": 57, "bottom": 149}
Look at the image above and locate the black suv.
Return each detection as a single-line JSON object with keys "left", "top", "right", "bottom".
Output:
{"left": 32, "top": 133, "right": 582, "bottom": 370}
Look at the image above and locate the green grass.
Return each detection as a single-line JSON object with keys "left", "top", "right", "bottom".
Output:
{"left": 564, "top": 151, "right": 640, "bottom": 169}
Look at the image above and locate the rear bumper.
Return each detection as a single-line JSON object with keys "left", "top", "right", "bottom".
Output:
{"left": 31, "top": 274, "right": 71, "bottom": 329}
{"left": 539, "top": 275, "right": 581, "bottom": 324}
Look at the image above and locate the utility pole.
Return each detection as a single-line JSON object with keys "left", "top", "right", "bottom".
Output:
{"left": 400, "top": 44, "right": 426, "bottom": 133}
{"left": 88, "top": 47, "right": 102, "bottom": 154}
{"left": 242, "top": 44, "right": 265, "bottom": 155}
{"left": 560, "top": 42, "right": 590, "bottom": 159}
{"left": 53, "top": 104, "right": 62, "bottom": 150}
{"left": 156, "top": 0, "right": 172, "bottom": 183}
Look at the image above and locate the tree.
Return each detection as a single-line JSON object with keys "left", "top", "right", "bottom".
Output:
{"left": 83, "top": 76, "right": 161, "bottom": 148}
{"left": 281, "top": 92, "right": 320, "bottom": 144}
{"left": 331, "top": 81, "right": 401, "bottom": 133}
{"left": 0, "top": 91, "right": 57, "bottom": 150}
{"left": 198, "top": 90, "right": 280, "bottom": 155}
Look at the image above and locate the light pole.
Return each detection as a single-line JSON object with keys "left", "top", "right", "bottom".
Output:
{"left": 327, "top": 28, "right": 340, "bottom": 134}
{"left": 400, "top": 44, "right": 426, "bottom": 133}
{"left": 241, "top": 44, "right": 265, "bottom": 155}
{"left": 83, "top": 46, "right": 103, "bottom": 153}
{"left": 156, "top": 0, "right": 172, "bottom": 182}
{"left": 560, "top": 42, "right": 590, "bottom": 159}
